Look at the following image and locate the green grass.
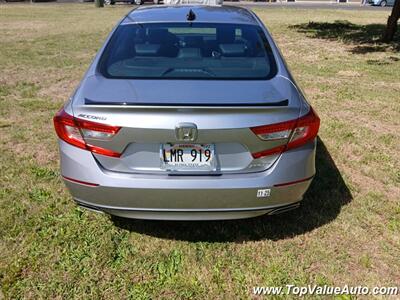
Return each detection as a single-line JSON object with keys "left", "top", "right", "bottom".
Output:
{"left": 1, "top": 4, "right": 399, "bottom": 299}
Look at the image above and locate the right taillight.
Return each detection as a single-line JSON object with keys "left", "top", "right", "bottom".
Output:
{"left": 286, "top": 107, "right": 320, "bottom": 151}
{"left": 53, "top": 108, "right": 121, "bottom": 158}
{"left": 251, "top": 107, "right": 320, "bottom": 159}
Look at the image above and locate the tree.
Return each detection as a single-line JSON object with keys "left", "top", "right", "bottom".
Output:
{"left": 382, "top": 0, "right": 400, "bottom": 42}
{"left": 95, "top": 0, "right": 104, "bottom": 7}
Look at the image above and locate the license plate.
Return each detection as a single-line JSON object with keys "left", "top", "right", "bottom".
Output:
{"left": 161, "top": 143, "right": 216, "bottom": 172}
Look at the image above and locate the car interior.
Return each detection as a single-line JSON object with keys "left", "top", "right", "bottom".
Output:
{"left": 101, "top": 23, "right": 275, "bottom": 78}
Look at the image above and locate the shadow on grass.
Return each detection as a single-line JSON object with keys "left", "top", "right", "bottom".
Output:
{"left": 112, "top": 138, "right": 352, "bottom": 242}
{"left": 290, "top": 20, "right": 400, "bottom": 54}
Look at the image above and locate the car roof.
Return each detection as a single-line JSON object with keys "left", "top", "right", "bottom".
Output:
{"left": 122, "top": 5, "right": 259, "bottom": 25}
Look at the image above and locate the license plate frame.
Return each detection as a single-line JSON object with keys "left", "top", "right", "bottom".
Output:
{"left": 160, "top": 143, "right": 216, "bottom": 172}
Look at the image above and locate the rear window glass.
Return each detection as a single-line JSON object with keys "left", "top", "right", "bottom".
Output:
{"left": 99, "top": 23, "right": 277, "bottom": 80}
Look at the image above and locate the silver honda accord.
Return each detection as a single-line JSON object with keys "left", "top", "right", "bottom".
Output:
{"left": 54, "top": 5, "right": 320, "bottom": 220}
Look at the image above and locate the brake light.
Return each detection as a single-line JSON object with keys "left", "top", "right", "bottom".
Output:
{"left": 251, "top": 107, "right": 320, "bottom": 159}
{"left": 53, "top": 108, "right": 121, "bottom": 157}
{"left": 286, "top": 108, "right": 320, "bottom": 151}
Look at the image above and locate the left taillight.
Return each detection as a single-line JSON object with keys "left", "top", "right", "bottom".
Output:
{"left": 53, "top": 108, "right": 121, "bottom": 158}
{"left": 250, "top": 107, "right": 320, "bottom": 159}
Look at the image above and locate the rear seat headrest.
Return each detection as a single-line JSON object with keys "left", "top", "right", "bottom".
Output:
{"left": 135, "top": 44, "right": 161, "bottom": 56}
{"left": 219, "top": 44, "right": 246, "bottom": 57}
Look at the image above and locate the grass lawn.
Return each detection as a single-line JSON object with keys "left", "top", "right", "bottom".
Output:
{"left": 0, "top": 3, "right": 399, "bottom": 299}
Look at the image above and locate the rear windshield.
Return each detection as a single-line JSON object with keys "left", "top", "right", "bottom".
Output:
{"left": 99, "top": 22, "right": 277, "bottom": 80}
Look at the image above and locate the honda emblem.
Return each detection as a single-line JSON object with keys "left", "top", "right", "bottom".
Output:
{"left": 175, "top": 123, "right": 198, "bottom": 142}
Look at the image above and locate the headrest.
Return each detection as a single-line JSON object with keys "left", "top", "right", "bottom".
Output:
{"left": 135, "top": 44, "right": 161, "bottom": 56}
{"left": 219, "top": 44, "right": 246, "bottom": 57}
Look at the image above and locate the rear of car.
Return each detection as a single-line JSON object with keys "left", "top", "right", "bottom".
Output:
{"left": 369, "top": 0, "right": 394, "bottom": 6}
{"left": 54, "top": 6, "right": 320, "bottom": 220}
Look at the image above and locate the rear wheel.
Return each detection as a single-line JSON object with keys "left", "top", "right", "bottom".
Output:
{"left": 134, "top": 0, "right": 143, "bottom": 4}
{"left": 380, "top": 0, "right": 387, "bottom": 6}
{"left": 104, "top": 0, "right": 115, "bottom": 4}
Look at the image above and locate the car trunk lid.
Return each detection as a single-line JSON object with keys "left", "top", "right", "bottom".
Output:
{"left": 70, "top": 75, "right": 303, "bottom": 174}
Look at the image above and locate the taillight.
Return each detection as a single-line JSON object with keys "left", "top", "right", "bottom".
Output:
{"left": 53, "top": 108, "right": 121, "bottom": 158}
{"left": 286, "top": 108, "right": 320, "bottom": 151}
{"left": 251, "top": 107, "right": 320, "bottom": 159}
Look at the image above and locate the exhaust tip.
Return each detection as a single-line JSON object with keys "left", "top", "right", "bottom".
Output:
{"left": 268, "top": 202, "right": 301, "bottom": 215}
{"left": 76, "top": 202, "right": 105, "bottom": 214}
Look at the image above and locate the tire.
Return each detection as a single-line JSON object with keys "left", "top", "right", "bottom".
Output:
{"left": 380, "top": 0, "right": 387, "bottom": 6}
{"left": 134, "top": 0, "right": 143, "bottom": 4}
{"left": 104, "top": 0, "right": 115, "bottom": 4}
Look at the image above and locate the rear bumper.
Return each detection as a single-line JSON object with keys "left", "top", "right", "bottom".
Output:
{"left": 75, "top": 200, "right": 303, "bottom": 220}
{"left": 59, "top": 139, "right": 316, "bottom": 220}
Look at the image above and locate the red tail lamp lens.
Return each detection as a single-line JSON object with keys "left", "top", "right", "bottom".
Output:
{"left": 251, "top": 107, "right": 320, "bottom": 159}
{"left": 53, "top": 108, "right": 121, "bottom": 157}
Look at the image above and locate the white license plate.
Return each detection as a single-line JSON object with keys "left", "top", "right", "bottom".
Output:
{"left": 161, "top": 143, "right": 216, "bottom": 171}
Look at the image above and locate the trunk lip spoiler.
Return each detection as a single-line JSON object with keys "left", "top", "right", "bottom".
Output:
{"left": 84, "top": 98, "right": 289, "bottom": 107}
